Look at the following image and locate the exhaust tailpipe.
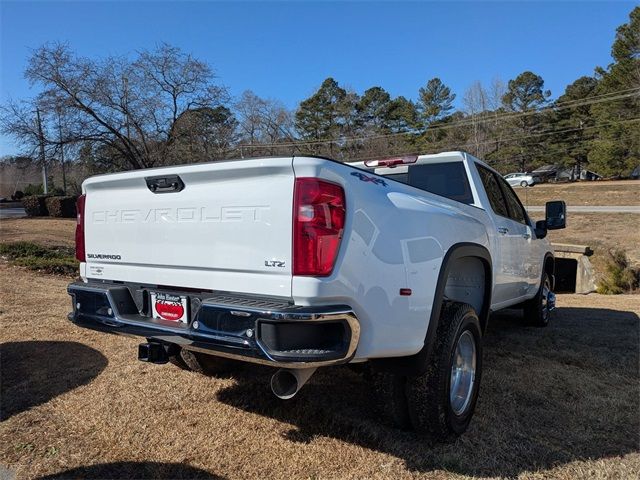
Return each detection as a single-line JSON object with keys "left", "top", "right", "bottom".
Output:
{"left": 270, "top": 368, "right": 317, "bottom": 400}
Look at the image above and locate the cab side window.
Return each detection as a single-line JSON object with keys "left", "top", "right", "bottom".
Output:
{"left": 477, "top": 165, "right": 509, "bottom": 218}
{"left": 497, "top": 177, "right": 527, "bottom": 224}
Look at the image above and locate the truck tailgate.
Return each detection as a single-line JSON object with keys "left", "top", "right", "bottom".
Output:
{"left": 82, "top": 157, "right": 294, "bottom": 297}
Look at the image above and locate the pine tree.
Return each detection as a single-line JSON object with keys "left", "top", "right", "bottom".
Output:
{"left": 356, "top": 87, "right": 392, "bottom": 132}
{"left": 553, "top": 76, "right": 598, "bottom": 178}
{"left": 589, "top": 6, "right": 640, "bottom": 177}
{"left": 295, "top": 78, "right": 356, "bottom": 156}
{"left": 417, "top": 78, "right": 456, "bottom": 127}
{"left": 501, "top": 71, "right": 551, "bottom": 172}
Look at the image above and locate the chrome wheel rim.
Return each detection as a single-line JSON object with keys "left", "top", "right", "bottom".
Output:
{"left": 450, "top": 330, "right": 477, "bottom": 416}
{"left": 541, "top": 277, "right": 551, "bottom": 322}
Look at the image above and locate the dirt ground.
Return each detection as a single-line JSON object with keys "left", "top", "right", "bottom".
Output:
{"left": 515, "top": 179, "right": 639, "bottom": 207}
{"left": 0, "top": 263, "right": 638, "bottom": 479}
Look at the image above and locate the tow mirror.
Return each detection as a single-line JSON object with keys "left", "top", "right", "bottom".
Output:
{"left": 545, "top": 200, "right": 566, "bottom": 230}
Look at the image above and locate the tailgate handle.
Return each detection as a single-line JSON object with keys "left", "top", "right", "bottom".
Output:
{"left": 145, "top": 175, "right": 185, "bottom": 194}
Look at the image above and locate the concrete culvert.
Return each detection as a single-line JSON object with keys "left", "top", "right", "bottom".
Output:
{"left": 555, "top": 258, "right": 578, "bottom": 293}
{"left": 551, "top": 243, "right": 596, "bottom": 294}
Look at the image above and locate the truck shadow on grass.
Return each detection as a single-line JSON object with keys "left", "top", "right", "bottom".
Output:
{"left": 0, "top": 341, "right": 107, "bottom": 421}
{"left": 36, "top": 461, "right": 222, "bottom": 479}
{"left": 216, "top": 306, "right": 640, "bottom": 477}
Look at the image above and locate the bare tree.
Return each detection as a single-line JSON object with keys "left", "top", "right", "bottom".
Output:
{"left": 235, "top": 90, "right": 295, "bottom": 156}
{"left": 167, "top": 106, "right": 238, "bottom": 163}
{"left": 1, "top": 101, "right": 54, "bottom": 160}
{"left": 2, "top": 43, "right": 230, "bottom": 171}
{"left": 463, "top": 81, "right": 489, "bottom": 157}
{"left": 487, "top": 77, "right": 507, "bottom": 155}
{"left": 0, "top": 156, "right": 41, "bottom": 198}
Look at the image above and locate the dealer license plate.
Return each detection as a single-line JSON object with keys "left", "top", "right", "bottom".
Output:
{"left": 150, "top": 292, "right": 189, "bottom": 323}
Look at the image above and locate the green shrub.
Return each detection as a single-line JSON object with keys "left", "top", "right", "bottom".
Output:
{"left": 45, "top": 196, "right": 77, "bottom": 218}
{"left": 596, "top": 249, "right": 640, "bottom": 294}
{"left": 0, "top": 241, "right": 74, "bottom": 259}
{"left": 0, "top": 241, "right": 77, "bottom": 276}
{"left": 23, "top": 183, "right": 64, "bottom": 196}
{"left": 0, "top": 241, "right": 50, "bottom": 258}
{"left": 23, "top": 183, "right": 44, "bottom": 196}
{"left": 22, "top": 195, "right": 50, "bottom": 217}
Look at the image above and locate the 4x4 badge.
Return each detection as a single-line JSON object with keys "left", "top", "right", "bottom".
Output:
{"left": 350, "top": 171, "right": 388, "bottom": 187}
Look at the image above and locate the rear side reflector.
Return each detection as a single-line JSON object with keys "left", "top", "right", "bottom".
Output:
{"left": 293, "top": 178, "right": 346, "bottom": 276}
{"left": 75, "top": 194, "right": 86, "bottom": 262}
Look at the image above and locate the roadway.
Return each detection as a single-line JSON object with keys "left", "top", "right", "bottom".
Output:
{"left": 526, "top": 206, "right": 640, "bottom": 213}
{"left": 0, "top": 208, "right": 27, "bottom": 219}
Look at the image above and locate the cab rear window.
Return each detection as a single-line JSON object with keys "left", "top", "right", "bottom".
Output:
{"left": 384, "top": 162, "right": 474, "bottom": 205}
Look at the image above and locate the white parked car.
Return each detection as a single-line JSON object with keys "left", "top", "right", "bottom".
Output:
{"left": 67, "top": 151, "right": 566, "bottom": 440}
{"left": 504, "top": 172, "right": 536, "bottom": 187}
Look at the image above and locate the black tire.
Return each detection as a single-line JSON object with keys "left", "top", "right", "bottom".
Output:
{"left": 169, "top": 348, "right": 240, "bottom": 376}
{"left": 523, "top": 270, "right": 553, "bottom": 327}
{"left": 405, "top": 302, "right": 483, "bottom": 441}
{"left": 520, "top": 180, "right": 528, "bottom": 187}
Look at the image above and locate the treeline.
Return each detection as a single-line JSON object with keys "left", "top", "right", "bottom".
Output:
{"left": 1, "top": 7, "right": 638, "bottom": 195}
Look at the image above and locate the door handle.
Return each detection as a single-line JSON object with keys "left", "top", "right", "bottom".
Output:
{"left": 145, "top": 175, "right": 185, "bottom": 193}
{"left": 523, "top": 233, "right": 531, "bottom": 240}
{"left": 497, "top": 227, "right": 509, "bottom": 235}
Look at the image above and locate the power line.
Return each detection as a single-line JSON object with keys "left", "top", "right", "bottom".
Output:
{"left": 238, "top": 88, "right": 640, "bottom": 149}
{"left": 244, "top": 89, "right": 639, "bottom": 150}
{"left": 237, "top": 87, "right": 640, "bottom": 150}
{"left": 344, "top": 117, "right": 640, "bottom": 163}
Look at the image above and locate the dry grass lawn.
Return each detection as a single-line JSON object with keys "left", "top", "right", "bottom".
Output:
{"left": 0, "top": 218, "right": 75, "bottom": 247}
{"left": 0, "top": 262, "right": 639, "bottom": 479}
{"left": 515, "top": 179, "right": 640, "bottom": 207}
{"left": 0, "top": 201, "right": 639, "bottom": 478}
{"left": 545, "top": 213, "right": 640, "bottom": 266}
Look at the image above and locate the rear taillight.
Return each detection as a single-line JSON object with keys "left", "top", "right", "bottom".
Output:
{"left": 75, "top": 194, "right": 86, "bottom": 262}
{"left": 293, "top": 178, "right": 346, "bottom": 276}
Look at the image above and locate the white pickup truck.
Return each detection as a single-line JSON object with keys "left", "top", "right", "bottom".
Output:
{"left": 67, "top": 151, "right": 566, "bottom": 440}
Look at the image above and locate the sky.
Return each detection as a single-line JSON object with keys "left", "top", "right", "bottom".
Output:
{"left": 0, "top": 0, "right": 636, "bottom": 155}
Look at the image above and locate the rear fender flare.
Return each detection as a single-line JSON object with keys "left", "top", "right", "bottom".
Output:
{"left": 371, "top": 242, "right": 492, "bottom": 375}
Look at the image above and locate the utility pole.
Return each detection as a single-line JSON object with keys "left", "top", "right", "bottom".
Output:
{"left": 36, "top": 107, "right": 48, "bottom": 194}
{"left": 57, "top": 107, "right": 67, "bottom": 194}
